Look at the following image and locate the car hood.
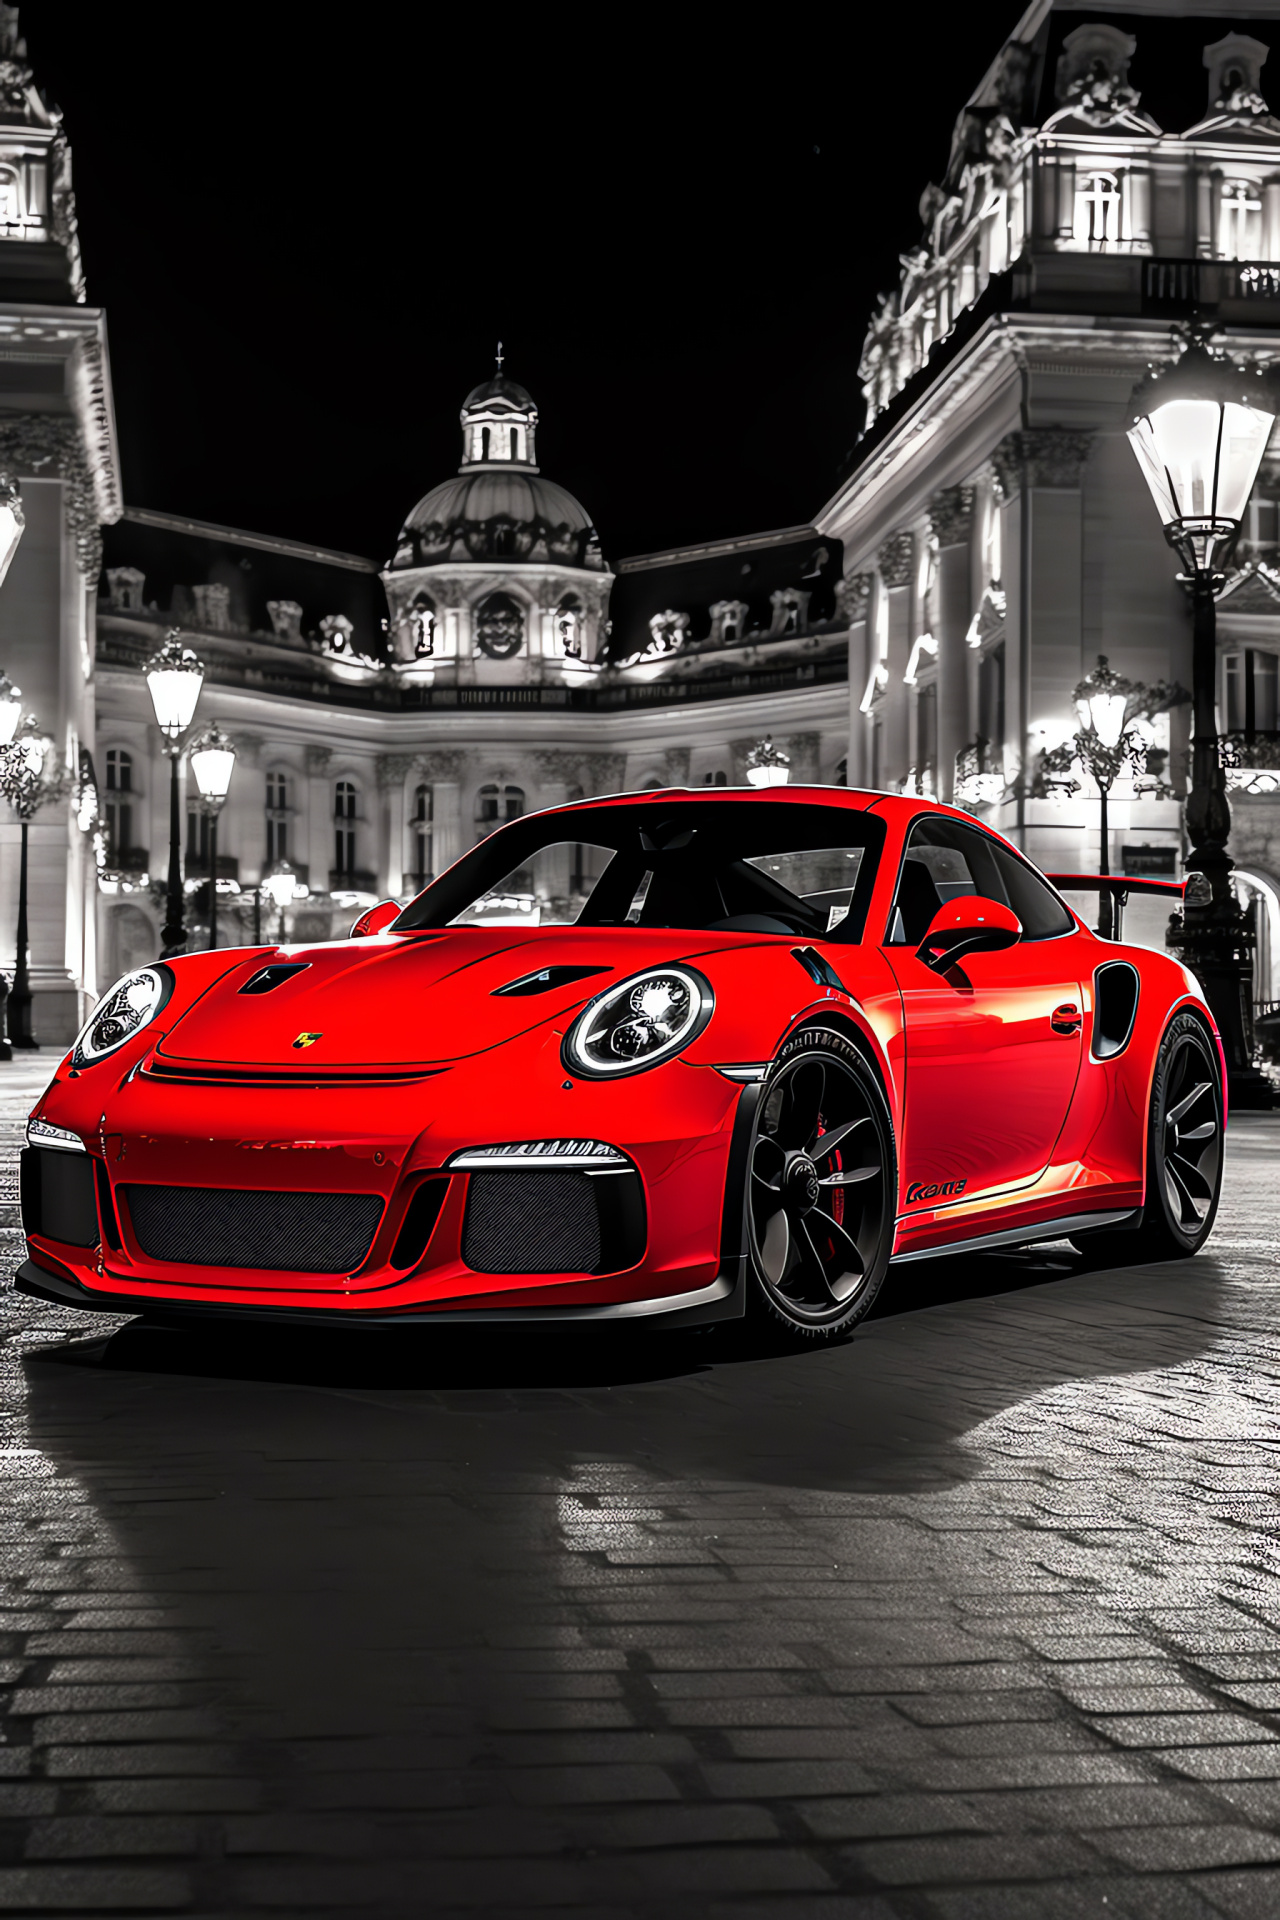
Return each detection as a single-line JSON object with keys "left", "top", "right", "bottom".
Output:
{"left": 155, "top": 927, "right": 766, "bottom": 1072}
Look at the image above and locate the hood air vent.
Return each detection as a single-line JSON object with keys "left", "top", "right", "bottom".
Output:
{"left": 493, "top": 965, "right": 610, "bottom": 997}
{"left": 239, "top": 963, "right": 311, "bottom": 996}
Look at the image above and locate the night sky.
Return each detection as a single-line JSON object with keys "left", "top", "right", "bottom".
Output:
{"left": 34, "top": 3, "right": 1018, "bottom": 566}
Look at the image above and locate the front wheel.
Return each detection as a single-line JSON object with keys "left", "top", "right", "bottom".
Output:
{"left": 1076, "top": 1010, "right": 1224, "bottom": 1265}
{"left": 744, "top": 1027, "right": 896, "bottom": 1341}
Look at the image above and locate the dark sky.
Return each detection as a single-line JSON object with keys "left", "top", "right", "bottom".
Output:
{"left": 33, "top": 3, "right": 1018, "bottom": 566}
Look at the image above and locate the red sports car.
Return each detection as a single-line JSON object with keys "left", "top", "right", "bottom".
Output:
{"left": 15, "top": 787, "right": 1224, "bottom": 1341}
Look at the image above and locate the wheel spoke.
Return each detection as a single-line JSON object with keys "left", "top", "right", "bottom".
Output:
{"left": 1167, "top": 1079, "right": 1211, "bottom": 1127}
{"left": 778, "top": 1061, "right": 825, "bottom": 1150}
{"left": 818, "top": 1165, "right": 880, "bottom": 1187}
{"left": 761, "top": 1209, "right": 791, "bottom": 1285}
{"left": 810, "top": 1206, "right": 865, "bottom": 1273}
{"left": 1164, "top": 1154, "right": 1204, "bottom": 1225}
{"left": 1177, "top": 1120, "right": 1216, "bottom": 1142}
{"left": 1170, "top": 1151, "right": 1212, "bottom": 1204}
{"left": 792, "top": 1218, "right": 834, "bottom": 1296}
{"left": 811, "top": 1116, "right": 869, "bottom": 1163}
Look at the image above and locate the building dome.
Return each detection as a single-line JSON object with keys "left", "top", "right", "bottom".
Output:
{"left": 388, "top": 367, "right": 606, "bottom": 572}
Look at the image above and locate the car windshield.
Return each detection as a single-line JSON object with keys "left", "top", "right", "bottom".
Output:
{"left": 395, "top": 800, "right": 886, "bottom": 943}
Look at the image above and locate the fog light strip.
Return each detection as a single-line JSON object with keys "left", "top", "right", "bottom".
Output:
{"left": 449, "top": 1139, "right": 627, "bottom": 1171}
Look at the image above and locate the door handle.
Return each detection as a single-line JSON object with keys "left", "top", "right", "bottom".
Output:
{"left": 1050, "top": 1002, "right": 1082, "bottom": 1035}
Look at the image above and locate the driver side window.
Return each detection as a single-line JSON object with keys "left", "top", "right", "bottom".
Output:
{"left": 886, "top": 819, "right": 1003, "bottom": 944}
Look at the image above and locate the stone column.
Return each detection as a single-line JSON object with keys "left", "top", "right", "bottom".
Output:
{"left": 878, "top": 533, "right": 914, "bottom": 790}
{"left": 304, "top": 744, "right": 332, "bottom": 894}
{"left": 378, "top": 754, "right": 415, "bottom": 898}
{"left": 927, "top": 487, "right": 976, "bottom": 803}
{"left": 230, "top": 733, "right": 264, "bottom": 885}
{"left": 840, "top": 574, "right": 872, "bottom": 788}
{"left": 420, "top": 749, "right": 466, "bottom": 879}
{"left": 993, "top": 430, "right": 1093, "bottom": 850}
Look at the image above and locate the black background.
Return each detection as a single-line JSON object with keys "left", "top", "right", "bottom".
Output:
{"left": 36, "top": 3, "right": 1019, "bottom": 562}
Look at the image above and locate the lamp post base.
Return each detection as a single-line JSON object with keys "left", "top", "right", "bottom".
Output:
{"left": 1168, "top": 905, "right": 1275, "bottom": 1111}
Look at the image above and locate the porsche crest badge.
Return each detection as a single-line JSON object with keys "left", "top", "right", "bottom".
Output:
{"left": 292, "top": 1032, "right": 322, "bottom": 1050}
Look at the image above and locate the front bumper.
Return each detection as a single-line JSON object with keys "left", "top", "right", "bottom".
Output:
{"left": 19, "top": 1031, "right": 755, "bottom": 1326}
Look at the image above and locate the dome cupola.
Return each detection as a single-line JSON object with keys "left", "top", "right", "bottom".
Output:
{"left": 460, "top": 349, "right": 537, "bottom": 469}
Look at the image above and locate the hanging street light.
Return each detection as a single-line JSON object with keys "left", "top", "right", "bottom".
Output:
{"left": 188, "top": 722, "right": 236, "bottom": 952}
{"left": 745, "top": 736, "right": 791, "bottom": 788}
{"left": 0, "top": 473, "right": 25, "bottom": 594}
{"left": 144, "top": 629, "right": 205, "bottom": 958}
{"left": 1127, "top": 323, "right": 1280, "bottom": 1107}
{"left": 261, "top": 860, "right": 299, "bottom": 943}
{"left": 0, "top": 714, "right": 66, "bottom": 1048}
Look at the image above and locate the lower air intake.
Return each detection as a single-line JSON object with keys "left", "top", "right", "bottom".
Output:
{"left": 461, "top": 1168, "right": 646, "bottom": 1275}
{"left": 122, "top": 1185, "right": 384, "bottom": 1273}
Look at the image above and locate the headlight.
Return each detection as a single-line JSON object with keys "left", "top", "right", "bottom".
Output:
{"left": 71, "top": 965, "right": 174, "bottom": 1069}
{"left": 563, "top": 966, "right": 713, "bottom": 1079}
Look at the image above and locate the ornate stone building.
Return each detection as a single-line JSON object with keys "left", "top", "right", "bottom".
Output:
{"left": 819, "top": 0, "right": 1280, "bottom": 978}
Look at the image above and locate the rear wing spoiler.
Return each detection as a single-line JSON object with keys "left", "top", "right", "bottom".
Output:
{"left": 1045, "top": 873, "right": 1185, "bottom": 899}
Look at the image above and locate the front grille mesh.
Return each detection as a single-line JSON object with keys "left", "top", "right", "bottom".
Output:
{"left": 462, "top": 1171, "right": 601, "bottom": 1274}
{"left": 122, "top": 1185, "right": 384, "bottom": 1273}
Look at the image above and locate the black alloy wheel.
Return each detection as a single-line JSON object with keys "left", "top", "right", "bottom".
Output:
{"left": 1075, "top": 1010, "right": 1224, "bottom": 1265}
{"left": 745, "top": 1027, "right": 895, "bottom": 1338}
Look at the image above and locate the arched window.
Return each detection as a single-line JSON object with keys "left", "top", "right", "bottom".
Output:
{"left": 474, "top": 783, "right": 524, "bottom": 836}
{"left": 0, "top": 166, "right": 20, "bottom": 231}
{"left": 334, "top": 779, "right": 358, "bottom": 878}
{"left": 509, "top": 427, "right": 519, "bottom": 459}
{"left": 475, "top": 591, "right": 524, "bottom": 658}
{"left": 266, "top": 770, "right": 289, "bottom": 864}
{"left": 481, "top": 426, "right": 491, "bottom": 460}
{"left": 1074, "top": 171, "right": 1122, "bottom": 248}
{"left": 556, "top": 594, "right": 583, "bottom": 658}
{"left": 1221, "top": 179, "right": 1263, "bottom": 261}
{"left": 410, "top": 594, "right": 436, "bottom": 658}
{"left": 104, "top": 749, "right": 133, "bottom": 865}
{"left": 409, "top": 783, "right": 432, "bottom": 889}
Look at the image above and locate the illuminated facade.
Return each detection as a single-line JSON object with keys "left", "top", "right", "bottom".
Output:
{"left": 820, "top": 0, "right": 1280, "bottom": 981}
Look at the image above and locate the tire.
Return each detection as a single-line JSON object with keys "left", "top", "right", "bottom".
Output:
{"left": 1075, "top": 1010, "right": 1224, "bottom": 1265}
{"left": 743, "top": 1026, "right": 896, "bottom": 1342}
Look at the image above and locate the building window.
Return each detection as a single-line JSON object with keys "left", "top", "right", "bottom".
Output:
{"left": 409, "top": 783, "right": 432, "bottom": 889}
{"left": 266, "top": 770, "right": 289, "bottom": 864}
{"left": 481, "top": 426, "right": 491, "bottom": 460}
{"left": 702, "top": 769, "right": 728, "bottom": 786}
{"left": 475, "top": 783, "right": 524, "bottom": 836}
{"left": 556, "top": 594, "right": 583, "bottom": 658}
{"left": 978, "top": 642, "right": 1006, "bottom": 751}
{"left": 1074, "top": 171, "right": 1122, "bottom": 248}
{"left": 1221, "top": 180, "right": 1263, "bottom": 261}
{"left": 475, "top": 592, "right": 525, "bottom": 658}
{"left": 334, "top": 779, "right": 358, "bottom": 877}
{"left": 1225, "top": 650, "right": 1279, "bottom": 736}
{"left": 104, "top": 748, "right": 133, "bottom": 864}
{"left": 0, "top": 166, "right": 20, "bottom": 231}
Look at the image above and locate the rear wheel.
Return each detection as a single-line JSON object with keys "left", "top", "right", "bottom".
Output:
{"left": 1075, "top": 1010, "right": 1223, "bottom": 1265}
{"left": 744, "top": 1028, "right": 895, "bottom": 1341}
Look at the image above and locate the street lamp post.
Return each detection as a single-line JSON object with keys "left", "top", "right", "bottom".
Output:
{"left": 188, "top": 723, "right": 236, "bottom": 952}
{"left": 1127, "top": 323, "right": 1280, "bottom": 1107}
{"left": 0, "top": 716, "right": 65, "bottom": 1048}
{"left": 144, "top": 630, "right": 205, "bottom": 959}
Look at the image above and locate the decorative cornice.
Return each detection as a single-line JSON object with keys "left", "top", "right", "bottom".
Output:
{"left": 415, "top": 749, "right": 467, "bottom": 784}
{"left": 927, "top": 484, "right": 975, "bottom": 548}
{"left": 878, "top": 532, "right": 915, "bottom": 589}
{"left": 992, "top": 429, "right": 1094, "bottom": 493}
{"left": 835, "top": 572, "right": 873, "bottom": 622}
{"left": 377, "top": 753, "right": 418, "bottom": 788}
{"left": 68, "top": 328, "right": 121, "bottom": 524}
{"left": 0, "top": 413, "right": 102, "bottom": 574}
{"left": 663, "top": 746, "right": 691, "bottom": 785}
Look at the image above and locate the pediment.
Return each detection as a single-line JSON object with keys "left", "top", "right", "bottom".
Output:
{"left": 1218, "top": 561, "right": 1280, "bottom": 614}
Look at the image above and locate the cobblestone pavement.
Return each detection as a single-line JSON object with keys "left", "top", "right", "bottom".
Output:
{"left": 1, "top": 1064, "right": 1280, "bottom": 1915}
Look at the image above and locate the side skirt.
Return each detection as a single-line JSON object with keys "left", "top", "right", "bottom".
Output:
{"left": 890, "top": 1208, "right": 1140, "bottom": 1266}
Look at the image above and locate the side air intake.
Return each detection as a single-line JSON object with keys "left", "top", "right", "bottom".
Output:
{"left": 1093, "top": 962, "right": 1140, "bottom": 1060}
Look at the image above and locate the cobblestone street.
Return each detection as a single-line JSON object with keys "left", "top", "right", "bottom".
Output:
{"left": 1, "top": 1062, "right": 1279, "bottom": 1915}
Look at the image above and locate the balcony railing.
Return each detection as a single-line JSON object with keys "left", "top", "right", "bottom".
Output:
{"left": 1142, "top": 258, "right": 1280, "bottom": 316}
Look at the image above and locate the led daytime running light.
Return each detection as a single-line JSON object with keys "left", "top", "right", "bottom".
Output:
{"left": 563, "top": 966, "right": 713, "bottom": 1079}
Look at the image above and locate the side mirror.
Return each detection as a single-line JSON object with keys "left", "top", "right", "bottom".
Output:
{"left": 351, "top": 899, "right": 400, "bottom": 939}
{"left": 916, "top": 896, "right": 1021, "bottom": 972}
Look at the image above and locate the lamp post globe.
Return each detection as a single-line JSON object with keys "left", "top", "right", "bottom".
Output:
{"left": 261, "top": 861, "right": 299, "bottom": 944}
{"left": 144, "top": 630, "right": 205, "bottom": 958}
{"left": 1127, "top": 325, "right": 1280, "bottom": 1108}
{"left": 188, "top": 723, "right": 236, "bottom": 952}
